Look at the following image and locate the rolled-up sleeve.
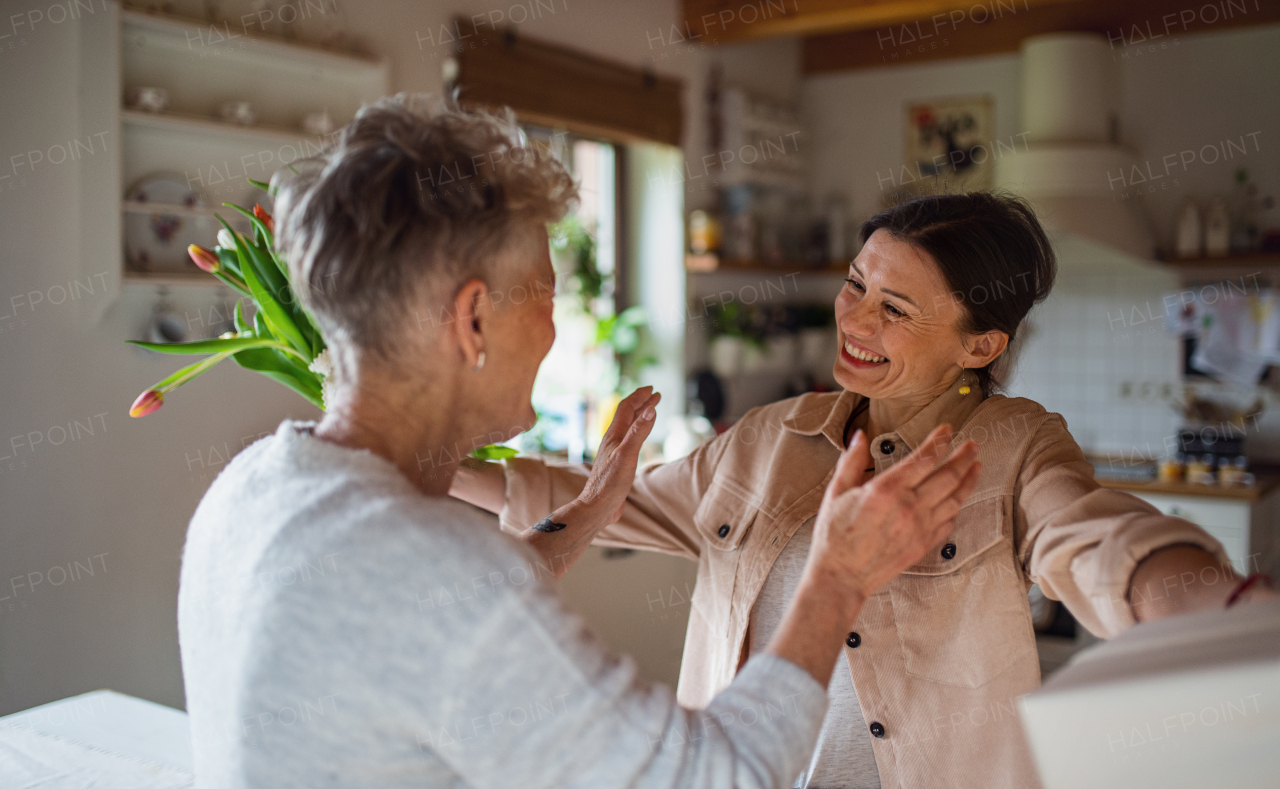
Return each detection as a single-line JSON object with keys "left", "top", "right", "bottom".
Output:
{"left": 1017, "top": 415, "right": 1231, "bottom": 637}
{"left": 500, "top": 431, "right": 733, "bottom": 562}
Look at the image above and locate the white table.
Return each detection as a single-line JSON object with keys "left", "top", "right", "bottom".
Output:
{"left": 1021, "top": 598, "right": 1280, "bottom": 788}
{"left": 0, "top": 690, "right": 193, "bottom": 788}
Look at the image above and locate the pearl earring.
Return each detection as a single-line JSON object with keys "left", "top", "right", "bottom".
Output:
{"left": 472, "top": 351, "right": 486, "bottom": 373}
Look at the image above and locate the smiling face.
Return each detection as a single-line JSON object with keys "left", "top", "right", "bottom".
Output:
{"left": 833, "top": 228, "right": 1003, "bottom": 405}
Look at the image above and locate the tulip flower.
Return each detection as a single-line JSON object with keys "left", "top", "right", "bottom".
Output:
{"left": 253, "top": 203, "right": 275, "bottom": 234}
{"left": 188, "top": 244, "right": 220, "bottom": 274}
{"left": 217, "top": 228, "right": 238, "bottom": 249}
{"left": 129, "top": 389, "right": 164, "bottom": 418}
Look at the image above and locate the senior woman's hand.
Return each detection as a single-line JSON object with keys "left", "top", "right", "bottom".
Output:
{"left": 507, "top": 386, "right": 661, "bottom": 580}
{"left": 766, "top": 425, "right": 980, "bottom": 687}
{"left": 810, "top": 424, "right": 981, "bottom": 603}
{"left": 575, "top": 386, "right": 662, "bottom": 524}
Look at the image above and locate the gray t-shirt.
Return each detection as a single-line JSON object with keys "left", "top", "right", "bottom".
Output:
{"left": 750, "top": 520, "right": 882, "bottom": 789}
{"left": 178, "top": 420, "right": 828, "bottom": 788}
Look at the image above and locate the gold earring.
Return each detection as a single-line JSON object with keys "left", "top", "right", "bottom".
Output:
{"left": 472, "top": 351, "right": 486, "bottom": 373}
{"left": 958, "top": 369, "right": 970, "bottom": 396}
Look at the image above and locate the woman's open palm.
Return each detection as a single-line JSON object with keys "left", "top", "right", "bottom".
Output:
{"left": 578, "top": 386, "right": 662, "bottom": 524}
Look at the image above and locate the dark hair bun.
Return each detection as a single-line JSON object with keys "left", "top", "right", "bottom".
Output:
{"left": 859, "top": 192, "right": 1056, "bottom": 395}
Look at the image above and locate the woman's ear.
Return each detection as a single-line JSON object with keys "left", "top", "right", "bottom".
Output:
{"left": 452, "top": 278, "right": 490, "bottom": 369}
{"left": 961, "top": 329, "right": 1009, "bottom": 369}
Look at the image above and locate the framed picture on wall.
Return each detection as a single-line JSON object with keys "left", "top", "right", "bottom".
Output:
{"left": 902, "top": 94, "right": 995, "bottom": 196}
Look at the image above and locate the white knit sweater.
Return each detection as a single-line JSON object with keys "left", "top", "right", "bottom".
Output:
{"left": 178, "top": 420, "right": 827, "bottom": 788}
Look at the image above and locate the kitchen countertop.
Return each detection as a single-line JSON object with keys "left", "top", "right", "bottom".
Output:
{"left": 1094, "top": 472, "right": 1280, "bottom": 501}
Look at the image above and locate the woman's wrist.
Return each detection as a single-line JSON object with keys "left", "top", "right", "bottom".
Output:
{"left": 554, "top": 496, "right": 612, "bottom": 534}
{"left": 799, "top": 563, "right": 868, "bottom": 625}
{"left": 1128, "top": 544, "right": 1241, "bottom": 621}
{"left": 1226, "top": 574, "right": 1276, "bottom": 608}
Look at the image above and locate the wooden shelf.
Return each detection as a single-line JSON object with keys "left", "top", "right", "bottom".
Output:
{"left": 122, "top": 270, "right": 229, "bottom": 288}
{"left": 121, "top": 200, "right": 258, "bottom": 221}
{"left": 121, "top": 8, "right": 383, "bottom": 74}
{"left": 122, "top": 109, "right": 331, "bottom": 146}
{"left": 1096, "top": 475, "right": 1280, "bottom": 502}
{"left": 686, "top": 255, "right": 847, "bottom": 275}
{"left": 1159, "top": 252, "right": 1280, "bottom": 268}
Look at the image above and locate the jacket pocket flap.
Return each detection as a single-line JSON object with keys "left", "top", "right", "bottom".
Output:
{"left": 903, "top": 495, "right": 1005, "bottom": 576}
{"left": 693, "top": 478, "right": 761, "bottom": 550}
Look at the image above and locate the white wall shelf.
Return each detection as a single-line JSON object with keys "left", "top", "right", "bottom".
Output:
{"left": 122, "top": 199, "right": 241, "bottom": 220}
{"left": 79, "top": 3, "right": 391, "bottom": 316}
{"left": 122, "top": 271, "right": 231, "bottom": 289}
{"left": 122, "top": 109, "right": 335, "bottom": 147}
{"left": 121, "top": 8, "right": 381, "bottom": 75}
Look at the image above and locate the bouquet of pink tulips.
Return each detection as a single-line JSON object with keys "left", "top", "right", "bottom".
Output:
{"left": 125, "top": 178, "right": 517, "bottom": 461}
{"left": 127, "top": 179, "right": 329, "bottom": 417}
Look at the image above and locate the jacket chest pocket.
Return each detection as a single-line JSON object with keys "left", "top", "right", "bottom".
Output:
{"left": 689, "top": 480, "right": 759, "bottom": 637}
{"left": 888, "top": 495, "right": 1034, "bottom": 688}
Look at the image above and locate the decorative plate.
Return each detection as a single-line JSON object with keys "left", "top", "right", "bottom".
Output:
{"left": 124, "top": 173, "right": 208, "bottom": 272}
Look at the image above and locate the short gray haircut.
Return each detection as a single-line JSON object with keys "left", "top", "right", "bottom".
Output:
{"left": 274, "top": 94, "right": 577, "bottom": 360}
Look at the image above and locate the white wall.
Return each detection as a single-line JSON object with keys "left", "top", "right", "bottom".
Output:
{"left": 803, "top": 52, "right": 1022, "bottom": 223}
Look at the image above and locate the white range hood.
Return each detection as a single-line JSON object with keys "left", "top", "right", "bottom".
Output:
{"left": 996, "top": 33, "right": 1157, "bottom": 260}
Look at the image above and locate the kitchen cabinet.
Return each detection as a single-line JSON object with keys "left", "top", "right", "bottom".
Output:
{"left": 1099, "top": 479, "right": 1280, "bottom": 578}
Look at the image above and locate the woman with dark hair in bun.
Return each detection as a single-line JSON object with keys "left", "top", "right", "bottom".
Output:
{"left": 456, "top": 191, "right": 1275, "bottom": 789}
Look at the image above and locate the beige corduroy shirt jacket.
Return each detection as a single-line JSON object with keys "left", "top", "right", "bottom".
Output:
{"left": 499, "top": 387, "right": 1228, "bottom": 789}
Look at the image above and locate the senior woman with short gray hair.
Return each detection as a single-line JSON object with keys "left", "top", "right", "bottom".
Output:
{"left": 176, "top": 94, "right": 981, "bottom": 789}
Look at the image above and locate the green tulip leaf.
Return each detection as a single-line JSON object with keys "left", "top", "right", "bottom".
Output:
{"left": 247, "top": 177, "right": 278, "bottom": 197}
{"left": 214, "top": 246, "right": 242, "bottom": 278}
{"left": 147, "top": 351, "right": 234, "bottom": 393}
{"left": 233, "top": 348, "right": 323, "bottom": 409}
{"left": 128, "top": 337, "right": 301, "bottom": 357}
{"left": 222, "top": 203, "right": 281, "bottom": 276}
{"left": 218, "top": 215, "right": 310, "bottom": 359}
{"left": 216, "top": 214, "right": 286, "bottom": 300}
{"left": 234, "top": 301, "right": 252, "bottom": 334}
{"left": 469, "top": 444, "right": 519, "bottom": 460}
{"left": 210, "top": 269, "right": 251, "bottom": 297}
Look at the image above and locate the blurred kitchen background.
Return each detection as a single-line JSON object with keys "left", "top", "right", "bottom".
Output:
{"left": 2, "top": 0, "right": 1279, "bottom": 713}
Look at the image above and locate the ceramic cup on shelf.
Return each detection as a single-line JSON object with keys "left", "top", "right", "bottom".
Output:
{"left": 303, "top": 110, "right": 335, "bottom": 135}
{"left": 127, "top": 86, "right": 169, "bottom": 113}
{"left": 220, "top": 101, "right": 258, "bottom": 126}
{"left": 708, "top": 335, "right": 743, "bottom": 378}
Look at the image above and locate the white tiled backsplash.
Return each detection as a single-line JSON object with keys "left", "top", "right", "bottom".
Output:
{"left": 1005, "top": 239, "right": 1185, "bottom": 461}
{"left": 1005, "top": 238, "right": 1280, "bottom": 464}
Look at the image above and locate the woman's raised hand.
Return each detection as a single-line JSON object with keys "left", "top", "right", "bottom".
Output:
{"left": 576, "top": 386, "right": 662, "bottom": 525}
{"left": 808, "top": 424, "right": 981, "bottom": 607}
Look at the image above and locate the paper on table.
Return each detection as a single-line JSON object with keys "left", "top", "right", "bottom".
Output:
{"left": 0, "top": 726, "right": 193, "bottom": 789}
